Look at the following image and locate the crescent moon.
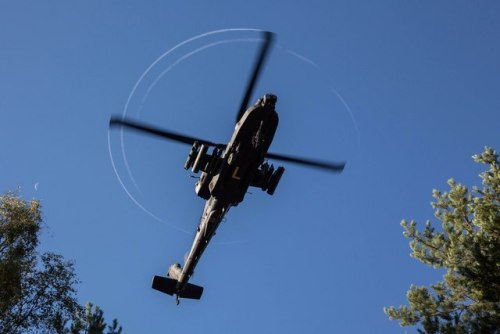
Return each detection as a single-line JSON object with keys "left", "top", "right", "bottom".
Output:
{"left": 34, "top": 182, "right": 39, "bottom": 191}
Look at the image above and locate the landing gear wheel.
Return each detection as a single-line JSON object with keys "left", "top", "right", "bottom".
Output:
{"left": 175, "top": 296, "right": 180, "bottom": 305}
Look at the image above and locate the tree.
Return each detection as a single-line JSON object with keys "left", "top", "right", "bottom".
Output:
{"left": 0, "top": 192, "right": 123, "bottom": 334}
{"left": 70, "top": 303, "right": 122, "bottom": 334}
{"left": 384, "top": 147, "right": 500, "bottom": 333}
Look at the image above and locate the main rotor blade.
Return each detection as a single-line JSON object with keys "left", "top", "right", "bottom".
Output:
{"left": 236, "top": 31, "right": 275, "bottom": 123}
{"left": 109, "top": 116, "right": 220, "bottom": 147}
{"left": 265, "top": 152, "right": 346, "bottom": 173}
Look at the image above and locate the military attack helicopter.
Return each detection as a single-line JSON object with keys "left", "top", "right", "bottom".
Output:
{"left": 109, "top": 31, "right": 345, "bottom": 305}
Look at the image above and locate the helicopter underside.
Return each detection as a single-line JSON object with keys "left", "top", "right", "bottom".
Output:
{"left": 185, "top": 96, "right": 283, "bottom": 205}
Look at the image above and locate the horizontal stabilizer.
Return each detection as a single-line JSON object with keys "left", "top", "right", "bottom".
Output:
{"left": 152, "top": 275, "right": 204, "bottom": 300}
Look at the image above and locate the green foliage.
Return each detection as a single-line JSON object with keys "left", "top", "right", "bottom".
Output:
{"left": 71, "top": 303, "right": 122, "bottom": 334}
{"left": 384, "top": 147, "right": 500, "bottom": 334}
{"left": 0, "top": 192, "right": 123, "bottom": 334}
{"left": 0, "top": 193, "right": 41, "bottom": 320}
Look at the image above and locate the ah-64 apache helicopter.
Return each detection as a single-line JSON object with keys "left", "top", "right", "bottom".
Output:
{"left": 109, "top": 31, "right": 345, "bottom": 305}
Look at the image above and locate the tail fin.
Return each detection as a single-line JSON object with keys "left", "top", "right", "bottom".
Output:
{"left": 152, "top": 275, "right": 204, "bottom": 300}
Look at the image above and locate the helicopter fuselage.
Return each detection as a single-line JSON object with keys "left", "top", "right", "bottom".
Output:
{"left": 203, "top": 93, "right": 279, "bottom": 204}
{"left": 153, "top": 94, "right": 285, "bottom": 304}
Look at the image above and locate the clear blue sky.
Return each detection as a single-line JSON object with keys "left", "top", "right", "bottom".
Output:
{"left": 1, "top": 1, "right": 499, "bottom": 333}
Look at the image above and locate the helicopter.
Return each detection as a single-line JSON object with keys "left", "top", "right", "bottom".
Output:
{"left": 109, "top": 31, "right": 345, "bottom": 305}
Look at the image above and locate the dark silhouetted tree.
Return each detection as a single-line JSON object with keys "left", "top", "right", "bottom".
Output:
{"left": 0, "top": 192, "right": 123, "bottom": 334}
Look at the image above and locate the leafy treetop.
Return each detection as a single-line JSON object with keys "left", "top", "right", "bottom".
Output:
{"left": 384, "top": 147, "right": 499, "bottom": 334}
